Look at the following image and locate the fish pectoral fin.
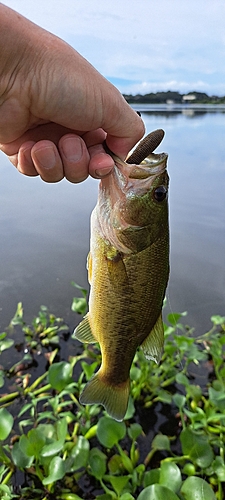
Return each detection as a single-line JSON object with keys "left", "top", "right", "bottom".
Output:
{"left": 141, "top": 313, "right": 164, "bottom": 364}
{"left": 106, "top": 251, "right": 129, "bottom": 292}
{"left": 73, "top": 313, "right": 96, "bottom": 344}
{"left": 87, "top": 252, "right": 92, "bottom": 284}
{"left": 80, "top": 370, "right": 130, "bottom": 422}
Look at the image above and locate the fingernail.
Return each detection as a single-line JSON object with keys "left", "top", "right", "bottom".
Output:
{"left": 33, "top": 147, "right": 56, "bottom": 169}
{"left": 95, "top": 167, "right": 113, "bottom": 178}
{"left": 20, "top": 141, "right": 36, "bottom": 167}
{"left": 62, "top": 137, "right": 82, "bottom": 161}
{"left": 22, "top": 147, "right": 32, "bottom": 165}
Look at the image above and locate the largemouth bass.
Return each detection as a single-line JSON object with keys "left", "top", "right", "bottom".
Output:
{"left": 74, "top": 129, "right": 169, "bottom": 421}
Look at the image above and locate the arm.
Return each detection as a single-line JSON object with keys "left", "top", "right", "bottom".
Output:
{"left": 0, "top": 3, "right": 144, "bottom": 182}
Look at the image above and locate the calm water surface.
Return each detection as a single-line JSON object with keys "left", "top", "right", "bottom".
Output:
{"left": 0, "top": 108, "right": 225, "bottom": 334}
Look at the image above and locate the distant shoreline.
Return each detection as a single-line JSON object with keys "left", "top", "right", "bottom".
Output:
{"left": 123, "top": 90, "right": 225, "bottom": 106}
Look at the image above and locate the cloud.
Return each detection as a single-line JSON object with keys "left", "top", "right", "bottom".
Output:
{"left": 108, "top": 78, "right": 225, "bottom": 96}
{"left": 4, "top": 0, "right": 225, "bottom": 96}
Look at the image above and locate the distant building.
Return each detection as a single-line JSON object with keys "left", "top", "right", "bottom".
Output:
{"left": 182, "top": 94, "right": 196, "bottom": 103}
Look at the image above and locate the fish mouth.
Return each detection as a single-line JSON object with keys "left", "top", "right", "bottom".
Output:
{"left": 100, "top": 151, "right": 168, "bottom": 200}
{"left": 114, "top": 152, "right": 168, "bottom": 181}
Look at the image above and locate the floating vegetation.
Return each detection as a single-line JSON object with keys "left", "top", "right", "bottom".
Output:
{"left": 0, "top": 293, "right": 225, "bottom": 500}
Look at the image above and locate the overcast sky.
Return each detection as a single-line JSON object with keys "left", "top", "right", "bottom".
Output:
{"left": 3, "top": 0, "right": 225, "bottom": 96}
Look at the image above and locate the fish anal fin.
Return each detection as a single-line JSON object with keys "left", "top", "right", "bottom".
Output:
{"left": 80, "top": 370, "right": 130, "bottom": 421}
{"left": 141, "top": 313, "right": 164, "bottom": 363}
{"left": 73, "top": 313, "right": 96, "bottom": 344}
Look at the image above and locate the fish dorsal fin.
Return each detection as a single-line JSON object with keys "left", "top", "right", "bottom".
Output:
{"left": 87, "top": 252, "right": 92, "bottom": 284}
{"left": 73, "top": 313, "right": 96, "bottom": 344}
{"left": 141, "top": 313, "right": 164, "bottom": 363}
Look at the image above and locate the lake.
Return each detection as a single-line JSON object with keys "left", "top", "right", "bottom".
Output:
{"left": 0, "top": 106, "right": 225, "bottom": 336}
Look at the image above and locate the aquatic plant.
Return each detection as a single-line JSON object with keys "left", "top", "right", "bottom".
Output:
{"left": 0, "top": 293, "right": 224, "bottom": 499}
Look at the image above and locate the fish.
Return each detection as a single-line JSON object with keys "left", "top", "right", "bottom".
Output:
{"left": 74, "top": 129, "right": 169, "bottom": 421}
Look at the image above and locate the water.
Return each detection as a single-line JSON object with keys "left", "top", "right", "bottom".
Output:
{"left": 0, "top": 107, "right": 225, "bottom": 334}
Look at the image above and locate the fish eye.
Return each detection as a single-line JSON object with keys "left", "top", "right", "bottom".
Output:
{"left": 153, "top": 186, "right": 167, "bottom": 202}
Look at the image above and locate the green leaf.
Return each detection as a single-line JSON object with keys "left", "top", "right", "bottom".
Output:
{"left": 48, "top": 362, "right": 73, "bottom": 391}
{"left": 124, "top": 396, "right": 135, "bottom": 420}
{"left": 19, "top": 431, "right": 45, "bottom": 458}
{"left": 159, "top": 462, "right": 182, "bottom": 492}
{"left": 180, "top": 428, "right": 214, "bottom": 468}
{"left": 89, "top": 447, "right": 107, "bottom": 480}
{"left": 40, "top": 438, "right": 64, "bottom": 457}
{"left": 180, "top": 477, "right": 216, "bottom": 499}
{"left": 175, "top": 373, "right": 189, "bottom": 386}
{"left": 36, "top": 423, "right": 55, "bottom": 440}
{"left": 18, "top": 435, "right": 32, "bottom": 456}
{"left": 0, "top": 446, "right": 11, "bottom": 466}
{"left": 144, "top": 469, "right": 160, "bottom": 487}
{"left": 97, "top": 417, "right": 126, "bottom": 448}
{"left": 42, "top": 335, "right": 59, "bottom": 346}
{"left": 137, "top": 484, "right": 180, "bottom": 500}
{"left": 186, "top": 384, "right": 202, "bottom": 402}
{"left": 151, "top": 434, "right": 171, "bottom": 452}
{"left": 211, "top": 315, "right": 225, "bottom": 325}
{"left": 108, "top": 454, "right": 123, "bottom": 474}
{"left": 167, "top": 312, "right": 187, "bottom": 326}
{"left": 119, "top": 450, "right": 133, "bottom": 473}
{"left": 56, "top": 418, "right": 68, "bottom": 441}
{"left": 130, "top": 366, "right": 141, "bottom": 381}
{"left": 18, "top": 403, "right": 33, "bottom": 418}
{"left": 174, "top": 335, "right": 194, "bottom": 351}
{"left": 0, "top": 409, "right": 13, "bottom": 441}
{"left": 0, "top": 338, "right": 14, "bottom": 353}
{"left": 107, "top": 475, "right": 129, "bottom": 496}
{"left": 69, "top": 436, "right": 90, "bottom": 471}
{"left": 211, "top": 456, "right": 225, "bottom": 481}
{"left": 128, "top": 423, "right": 142, "bottom": 441}
{"left": 71, "top": 297, "right": 87, "bottom": 315}
{"left": 42, "top": 456, "right": 66, "bottom": 485}
{"left": 71, "top": 282, "right": 87, "bottom": 315}
{"left": 209, "top": 386, "right": 225, "bottom": 412}
{"left": 0, "top": 370, "right": 4, "bottom": 388}
{"left": 157, "top": 389, "right": 172, "bottom": 404}
{"left": 38, "top": 420, "right": 67, "bottom": 458}
{"left": 81, "top": 361, "right": 99, "bottom": 380}
{"left": 10, "top": 302, "right": 24, "bottom": 326}
{"left": 0, "top": 483, "right": 14, "bottom": 499}
{"left": 173, "top": 393, "right": 186, "bottom": 409}
{"left": 11, "top": 442, "right": 34, "bottom": 468}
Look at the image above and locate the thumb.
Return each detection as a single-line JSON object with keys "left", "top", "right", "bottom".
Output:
{"left": 100, "top": 93, "right": 145, "bottom": 159}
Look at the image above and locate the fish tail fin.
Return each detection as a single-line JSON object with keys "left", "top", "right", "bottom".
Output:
{"left": 80, "top": 370, "right": 130, "bottom": 421}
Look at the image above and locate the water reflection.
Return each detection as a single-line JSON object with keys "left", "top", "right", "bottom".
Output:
{"left": 0, "top": 109, "right": 225, "bottom": 334}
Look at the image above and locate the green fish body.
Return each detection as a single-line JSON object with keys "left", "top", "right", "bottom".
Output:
{"left": 74, "top": 131, "right": 169, "bottom": 421}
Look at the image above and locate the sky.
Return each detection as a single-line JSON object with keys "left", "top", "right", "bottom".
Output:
{"left": 3, "top": 0, "right": 225, "bottom": 96}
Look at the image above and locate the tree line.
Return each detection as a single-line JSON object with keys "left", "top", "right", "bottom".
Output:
{"left": 123, "top": 90, "right": 225, "bottom": 104}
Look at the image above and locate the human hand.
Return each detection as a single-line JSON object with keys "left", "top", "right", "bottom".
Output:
{"left": 0, "top": 5, "right": 144, "bottom": 183}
